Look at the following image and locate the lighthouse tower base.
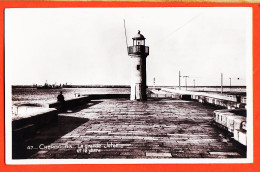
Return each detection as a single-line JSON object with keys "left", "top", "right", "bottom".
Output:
{"left": 130, "top": 84, "right": 147, "bottom": 101}
{"left": 130, "top": 56, "right": 147, "bottom": 101}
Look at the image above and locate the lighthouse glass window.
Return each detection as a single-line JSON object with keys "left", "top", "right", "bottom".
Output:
{"left": 135, "top": 40, "right": 145, "bottom": 46}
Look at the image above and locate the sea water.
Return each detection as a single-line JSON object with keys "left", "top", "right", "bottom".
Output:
{"left": 11, "top": 87, "right": 130, "bottom": 117}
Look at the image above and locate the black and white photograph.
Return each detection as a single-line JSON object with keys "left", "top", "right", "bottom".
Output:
{"left": 5, "top": 7, "right": 252, "bottom": 164}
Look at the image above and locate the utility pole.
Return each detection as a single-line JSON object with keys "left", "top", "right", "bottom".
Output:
{"left": 193, "top": 79, "right": 195, "bottom": 88}
{"left": 179, "top": 71, "right": 181, "bottom": 90}
{"left": 153, "top": 77, "right": 155, "bottom": 90}
{"left": 221, "top": 73, "right": 223, "bottom": 94}
{"left": 229, "top": 77, "right": 232, "bottom": 92}
{"left": 183, "top": 76, "right": 189, "bottom": 91}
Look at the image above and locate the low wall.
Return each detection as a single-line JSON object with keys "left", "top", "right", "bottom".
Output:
{"left": 148, "top": 92, "right": 192, "bottom": 100}
{"left": 49, "top": 96, "right": 91, "bottom": 109}
{"left": 87, "top": 94, "right": 130, "bottom": 100}
{"left": 153, "top": 88, "right": 246, "bottom": 109}
{"left": 162, "top": 88, "right": 245, "bottom": 103}
{"left": 12, "top": 108, "right": 58, "bottom": 144}
{"left": 213, "top": 109, "right": 247, "bottom": 146}
{"left": 150, "top": 91, "right": 245, "bottom": 108}
{"left": 49, "top": 94, "right": 130, "bottom": 109}
{"left": 12, "top": 108, "right": 58, "bottom": 129}
{"left": 149, "top": 93, "right": 173, "bottom": 98}
{"left": 191, "top": 95, "right": 246, "bottom": 109}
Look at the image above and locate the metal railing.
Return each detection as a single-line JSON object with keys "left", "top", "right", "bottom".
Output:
{"left": 128, "top": 45, "right": 149, "bottom": 56}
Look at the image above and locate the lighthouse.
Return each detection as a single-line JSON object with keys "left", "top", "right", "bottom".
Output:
{"left": 128, "top": 31, "right": 149, "bottom": 101}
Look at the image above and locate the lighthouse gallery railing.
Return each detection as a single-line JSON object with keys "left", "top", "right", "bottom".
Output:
{"left": 128, "top": 45, "right": 149, "bottom": 56}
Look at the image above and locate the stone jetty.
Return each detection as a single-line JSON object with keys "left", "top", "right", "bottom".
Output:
{"left": 13, "top": 97, "right": 246, "bottom": 159}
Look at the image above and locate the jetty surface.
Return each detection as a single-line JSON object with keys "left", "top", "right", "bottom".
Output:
{"left": 15, "top": 98, "right": 246, "bottom": 159}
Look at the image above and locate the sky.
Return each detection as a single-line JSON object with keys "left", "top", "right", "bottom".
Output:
{"left": 5, "top": 7, "right": 252, "bottom": 86}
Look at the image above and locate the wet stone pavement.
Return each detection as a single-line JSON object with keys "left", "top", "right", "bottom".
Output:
{"left": 25, "top": 98, "right": 246, "bottom": 159}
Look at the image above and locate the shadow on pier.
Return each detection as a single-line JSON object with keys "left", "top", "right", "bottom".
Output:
{"left": 12, "top": 101, "right": 103, "bottom": 159}
{"left": 65, "top": 100, "right": 103, "bottom": 113}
